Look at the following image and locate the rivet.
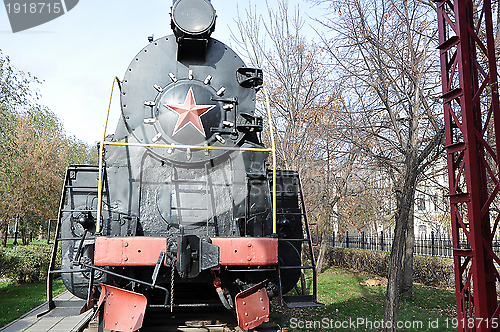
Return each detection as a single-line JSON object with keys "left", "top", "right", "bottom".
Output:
{"left": 248, "top": 243, "right": 252, "bottom": 247}
{"left": 247, "top": 257, "right": 252, "bottom": 261}
{"left": 115, "top": 322, "right": 118, "bottom": 325}
{"left": 263, "top": 307, "right": 266, "bottom": 310}
{"left": 260, "top": 298, "right": 263, "bottom": 301}
{"left": 245, "top": 313, "right": 248, "bottom": 316}
{"left": 124, "top": 257, "right": 128, "bottom": 261}
{"left": 242, "top": 301, "right": 246, "bottom": 305}
{"left": 131, "top": 316, "right": 134, "bottom": 319}
{"left": 125, "top": 242, "right": 129, "bottom": 247}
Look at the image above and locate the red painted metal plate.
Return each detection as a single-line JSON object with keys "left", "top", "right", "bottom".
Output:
{"left": 235, "top": 280, "right": 270, "bottom": 330}
{"left": 94, "top": 237, "right": 167, "bottom": 266}
{"left": 98, "top": 284, "right": 147, "bottom": 332}
{"left": 211, "top": 237, "right": 278, "bottom": 265}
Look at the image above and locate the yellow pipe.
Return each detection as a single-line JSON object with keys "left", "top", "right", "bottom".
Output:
{"left": 97, "top": 77, "right": 121, "bottom": 232}
{"left": 262, "top": 87, "right": 277, "bottom": 235}
{"left": 103, "top": 141, "right": 272, "bottom": 152}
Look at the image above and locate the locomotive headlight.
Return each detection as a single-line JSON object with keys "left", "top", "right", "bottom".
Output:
{"left": 171, "top": 0, "right": 216, "bottom": 38}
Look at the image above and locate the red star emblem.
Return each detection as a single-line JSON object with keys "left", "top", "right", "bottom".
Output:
{"left": 165, "top": 87, "right": 215, "bottom": 136}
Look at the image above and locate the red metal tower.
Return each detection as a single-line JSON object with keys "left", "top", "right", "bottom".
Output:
{"left": 436, "top": 0, "right": 500, "bottom": 330}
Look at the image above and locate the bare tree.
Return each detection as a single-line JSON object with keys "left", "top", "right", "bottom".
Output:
{"left": 311, "top": 0, "right": 445, "bottom": 330}
{"left": 233, "top": 0, "right": 351, "bottom": 267}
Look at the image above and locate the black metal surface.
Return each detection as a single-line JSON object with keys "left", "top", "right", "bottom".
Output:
{"left": 236, "top": 67, "right": 263, "bottom": 88}
{"left": 116, "top": 35, "right": 254, "bottom": 164}
{"left": 171, "top": 0, "right": 216, "bottom": 38}
{"left": 152, "top": 251, "right": 165, "bottom": 286}
{"left": 177, "top": 231, "right": 219, "bottom": 278}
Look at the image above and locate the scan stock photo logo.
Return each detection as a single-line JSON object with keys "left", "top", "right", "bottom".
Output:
{"left": 3, "top": 0, "right": 79, "bottom": 32}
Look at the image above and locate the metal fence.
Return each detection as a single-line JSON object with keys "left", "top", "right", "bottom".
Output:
{"left": 323, "top": 231, "right": 500, "bottom": 259}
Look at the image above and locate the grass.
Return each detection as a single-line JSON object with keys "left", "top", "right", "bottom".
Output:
{"left": 274, "top": 267, "right": 456, "bottom": 331}
{"left": 3, "top": 239, "right": 48, "bottom": 249}
{"left": 0, "top": 279, "right": 66, "bottom": 328}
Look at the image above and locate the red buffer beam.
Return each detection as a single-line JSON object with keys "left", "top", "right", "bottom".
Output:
{"left": 436, "top": 0, "right": 500, "bottom": 331}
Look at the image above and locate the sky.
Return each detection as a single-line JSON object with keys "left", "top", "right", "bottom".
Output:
{"left": 0, "top": 0, "right": 325, "bottom": 144}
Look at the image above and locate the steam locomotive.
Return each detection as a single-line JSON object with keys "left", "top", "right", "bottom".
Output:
{"left": 50, "top": 0, "right": 320, "bottom": 330}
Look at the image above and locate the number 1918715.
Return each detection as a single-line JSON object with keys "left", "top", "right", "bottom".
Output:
{"left": 6, "top": 2, "right": 62, "bottom": 14}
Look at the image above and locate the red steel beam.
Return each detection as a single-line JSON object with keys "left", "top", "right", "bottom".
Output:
{"left": 436, "top": 0, "right": 500, "bottom": 331}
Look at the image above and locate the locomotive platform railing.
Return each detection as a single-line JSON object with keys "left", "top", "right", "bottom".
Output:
{"left": 96, "top": 77, "right": 278, "bottom": 234}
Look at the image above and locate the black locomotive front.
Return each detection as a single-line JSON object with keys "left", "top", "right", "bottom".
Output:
{"left": 55, "top": 0, "right": 320, "bottom": 330}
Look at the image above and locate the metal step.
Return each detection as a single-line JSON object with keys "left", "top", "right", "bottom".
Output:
{"left": 278, "top": 238, "right": 308, "bottom": 242}
{"left": 282, "top": 295, "right": 324, "bottom": 308}
{"left": 176, "top": 188, "right": 206, "bottom": 193}
{"left": 171, "top": 179, "right": 206, "bottom": 184}
{"left": 60, "top": 209, "right": 98, "bottom": 213}
{"left": 68, "top": 165, "right": 99, "bottom": 171}
{"left": 279, "top": 265, "right": 314, "bottom": 270}
{"left": 276, "top": 212, "right": 305, "bottom": 216}
{"left": 171, "top": 207, "right": 208, "bottom": 211}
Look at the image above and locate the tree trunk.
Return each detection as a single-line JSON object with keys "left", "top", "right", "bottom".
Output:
{"left": 21, "top": 226, "right": 27, "bottom": 245}
{"left": 299, "top": 272, "right": 307, "bottom": 295}
{"left": 383, "top": 210, "right": 407, "bottom": 331}
{"left": 316, "top": 237, "right": 327, "bottom": 273}
{"left": 0, "top": 224, "right": 6, "bottom": 247}
{"left": 38, "top": 225, "right": 43, "bottom": 240}
{"left": 401, "top": 201, "right": 415, "bottom": 298}
{"left": 384, "top": 166, "right": 417, "bottom": 332}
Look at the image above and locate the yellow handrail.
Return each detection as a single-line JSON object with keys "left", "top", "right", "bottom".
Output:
{"left": 103, "top": 141, "right": 272, "bottom": 152}
{"left": 96, "top": 77, "right": 121, "bottom": 232}
{"left": 262, "top": 87, "right": 277, "bottom": 234}
{"left": 96, "top": 79, "right": 278, "bottom": 235}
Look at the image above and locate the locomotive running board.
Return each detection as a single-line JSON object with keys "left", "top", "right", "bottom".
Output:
{"left": 282, "top": 295, "right": 323, "bottom": 308}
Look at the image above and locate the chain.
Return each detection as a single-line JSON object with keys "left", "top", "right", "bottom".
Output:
{"left": 170, "top": 259, "right": 175, "bottom": 313}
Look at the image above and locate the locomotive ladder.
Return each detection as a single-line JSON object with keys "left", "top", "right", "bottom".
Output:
{"left": 275, "top": 172, "right": 323, "bottom": 308}
{"left": 169, "top": 163, "right": 215, "bottom": 236}
{"left": 41, "top": 164, "right": 102, "bottom": 317}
